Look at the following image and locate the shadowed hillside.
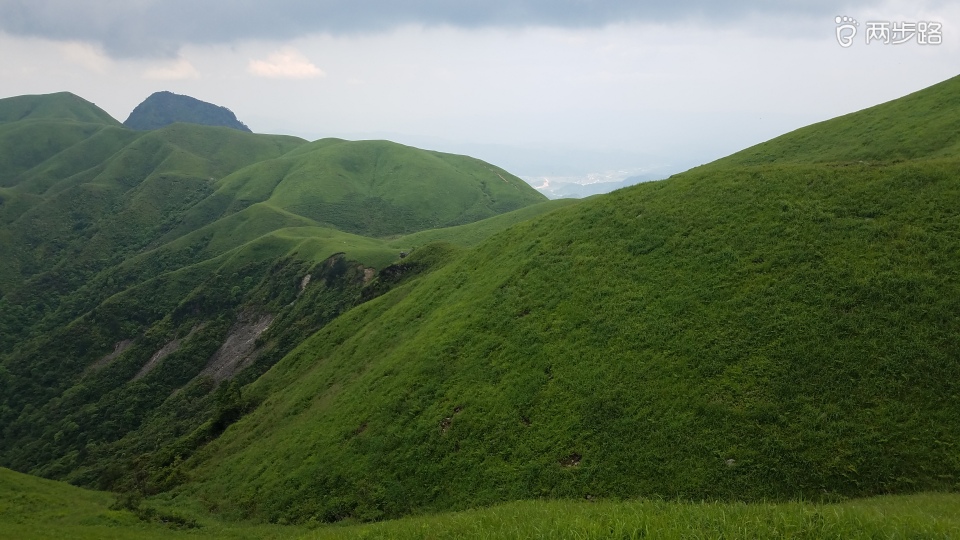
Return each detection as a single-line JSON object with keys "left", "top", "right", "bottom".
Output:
{"left": 124, "top": 91, "right": 252, "bottom": 132}
{"left": 0, "top": 93, "right": 549, "bottom": 500}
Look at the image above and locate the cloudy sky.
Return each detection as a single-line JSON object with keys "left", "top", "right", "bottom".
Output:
{"left": 1, "top": 0, "right": 957, "bottom": 187}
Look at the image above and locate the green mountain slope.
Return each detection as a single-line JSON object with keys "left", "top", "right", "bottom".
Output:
{"left": 201, "top": 138, "right": 546, "bottom": 237}
{"left": 387, "top": 199, "right": 579, "bottom": 251}
{"left": 0, "top": 121, "right": 305, "bottom": 301}
{"left": 0, "top": 91, "right": 131, "bottom": 191}
{"left": 1, "top": 201, "right": 565, "bottom": 490}
{"left": 171, "top": 75, "right": 960, "bottom": 523}
{"left": 0, "top": 92, "right": 120, "bottom": 125}
{"left": 0, "top": 93, "right": 550, "bottom": 499}
{"left": 0, "top": 466, "right": 308, "bottom": 538}
{"left": 716, "top": 74, "right": 960, "bottom": 165}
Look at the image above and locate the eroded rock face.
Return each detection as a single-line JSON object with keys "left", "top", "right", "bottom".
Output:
{"left": 200, "top": 314, "right": 273, "bottom": 382}
{"left": 133, "top": 324, "right": 205, "bottom": 381}
{"left": 90, "top": 339, "right": 134, "bottom": 371}
{"left": 134, "top": 339, "right": 183, "bottom": 381}
{"left": 299, "top": 274, "right": 312, "bottom": 294}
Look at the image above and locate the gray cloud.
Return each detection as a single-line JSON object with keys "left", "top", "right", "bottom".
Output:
{"left": 0, "top": 0, "right": 884, "bottom": 58}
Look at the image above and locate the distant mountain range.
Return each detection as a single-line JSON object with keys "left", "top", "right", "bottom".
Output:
{"left": 123, "top": 91, "right": 252, "bottom": 132}
{"left": 530, "top": 171, "right": 667, "bottom": 199}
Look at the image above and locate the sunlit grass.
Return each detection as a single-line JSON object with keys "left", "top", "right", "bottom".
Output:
{"left": 4, "top": 467, "right": 957, "bottom": 540}
{"left": 308, "top": 494, "right": 960, "bottom": 539}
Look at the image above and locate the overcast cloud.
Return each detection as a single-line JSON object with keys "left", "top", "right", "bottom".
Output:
{"left": 0, "top": 0, "right": 957, "bottom": 192}
{"left": 2, "top": 0, "right": 890, "bottom": 57}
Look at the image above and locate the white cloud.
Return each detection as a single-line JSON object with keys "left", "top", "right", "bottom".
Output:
{"left": 248, "top": 48, "right": 325, "bottom": 79}
{"left": 142, "top": 57, "right": 199, "bottom": 80}
{"left": 60, "top": 41, "right": 111, "bottom": 73}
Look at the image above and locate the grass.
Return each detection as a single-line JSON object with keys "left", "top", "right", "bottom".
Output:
{"left": 386, "top": 199, "right": 580, "bottom": 250}
{"left": 0, "top": 121, "right": 127, "bottom": 189}
{"left": 211, "top": 137, "right": 546, "bottom": 237}
{"left": 307, "top": 494, "right": 960, "bottom": 539}
{"left": 0, "top": 92, "right": 121, "bottom": 126}
{"left": 177, "top": 158, "right": 960, "bottom": 523}
{"left": 0, "top": 467, "right": 303, "bottom": 539}
{"left": 3, "top": 466, "right": 958, "bottom": 539}
{"left": 0, "top": 120, "right": 305, "bottom": 294}
{"left": 173, "top": 76, "right": 960, "bottom": 523}
{"left": 715, "top": 74, "right": 960, "bottom": 165}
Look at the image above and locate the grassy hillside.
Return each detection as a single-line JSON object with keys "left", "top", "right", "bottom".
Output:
{"left": 387, "top": 199, "right": 579, "bottom": 251}
{"left": 202, "top": 138, "right": 546, "bottom": 237}
{"left": 0, "top": 467, "right": 304, "bottom": 539}
{"left": 0, "top": 92, "right": 121, "bottom": 125}
{"left": 0, "top": 122, "right": 307, "bottom": 358}
{"left": 4, "top": 466, "right": 957, "bottom": 539}
{"left": 169, "top": 75, "right": 960, "bottom": 523}
{"left": 0, "top": 93, "right": 552, "bottom": 501}
{"left": 716, "top": 74, "right": 960, "bottom": 165}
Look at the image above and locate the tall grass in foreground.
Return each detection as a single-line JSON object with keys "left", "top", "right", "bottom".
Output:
{"left": 7, "top": 467, "right": 955, "bottom": 539}
{"left": 7, "top": 464, "right": 956, "bottom": 540}
{"left": 308, "top": 494, "right": 960, "bottom": 539}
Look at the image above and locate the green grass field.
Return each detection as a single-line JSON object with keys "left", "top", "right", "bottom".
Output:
{"left": 307, "top": 494, "right": 960, "bottom": 539}
{"left": 0, "top": 467, "right": 302, "bottom": 539}
{"left": 3, "top": 467, "right": 958, "bottom": 539}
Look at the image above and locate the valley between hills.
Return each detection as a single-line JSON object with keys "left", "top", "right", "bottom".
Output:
{"left": 1, "top": 78, "right": 960, "bottom": 538}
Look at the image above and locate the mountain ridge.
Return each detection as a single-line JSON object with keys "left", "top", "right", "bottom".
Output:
{"left": 124, "top": 91, "right": 253, "bottom": 132}
{"left": 0, "top": 92, "right": 120, "bottom": 125}
{"left": 713, "top": 74, "right": 960, "bottom": 166}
